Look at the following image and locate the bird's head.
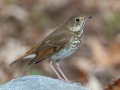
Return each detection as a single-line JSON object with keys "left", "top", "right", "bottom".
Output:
{"left": 65, "top": 16, "right": 92, "bottom": 34}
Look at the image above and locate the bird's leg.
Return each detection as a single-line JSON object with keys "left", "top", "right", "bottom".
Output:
{"left": 49, "top": 60, "right": 64, "bottom": 81}
{"left": 56, "top": 60, "right": 71, "bottom": 82}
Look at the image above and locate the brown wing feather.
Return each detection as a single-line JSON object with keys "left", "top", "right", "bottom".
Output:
{"left": 28, "top": 27, "right": 76, "bottom": 64}
{"left": 37, "top": 27, "right": 75, "bottom": 52}
{"left": 9, "top": 27, "right": 77, "bottom": 66}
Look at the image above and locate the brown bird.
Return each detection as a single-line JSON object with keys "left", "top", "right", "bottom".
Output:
{"left": 9, "top": 16, "right": 92, "bottom": 82}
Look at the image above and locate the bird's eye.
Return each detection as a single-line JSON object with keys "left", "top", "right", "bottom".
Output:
{"left": 75, "top": 18, "right": 79, "bottom": 22}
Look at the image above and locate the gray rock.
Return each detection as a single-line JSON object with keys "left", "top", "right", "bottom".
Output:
{"left": 0, "top": 75, "right": 90, "bottom": 90}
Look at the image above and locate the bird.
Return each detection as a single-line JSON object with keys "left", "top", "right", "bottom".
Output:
{"left": 9, "top": 15, "right": 92, "bottom": 82}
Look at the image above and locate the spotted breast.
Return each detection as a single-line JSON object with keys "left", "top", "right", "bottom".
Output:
{"left": 50, "top": 36, "right": 82, "bottom": 60}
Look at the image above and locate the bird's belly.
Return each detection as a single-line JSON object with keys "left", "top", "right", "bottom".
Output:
{"left": 50, "top": 41, "right": 80, "bottom": 60}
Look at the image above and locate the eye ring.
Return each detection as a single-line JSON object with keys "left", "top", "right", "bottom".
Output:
{"left": 75, "top": 18, "right": 79, "bottom": 22}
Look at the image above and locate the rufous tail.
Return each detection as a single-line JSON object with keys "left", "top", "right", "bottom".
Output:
{"left": 9, "top": 54, "right": 27, "bottom": 67}
{"left": 9, "top": 42, "right": 41, "bottom": 67}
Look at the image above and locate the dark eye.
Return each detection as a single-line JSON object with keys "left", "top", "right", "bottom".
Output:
{"left": 75, "top": 18, "right": 79, "bottom": 22}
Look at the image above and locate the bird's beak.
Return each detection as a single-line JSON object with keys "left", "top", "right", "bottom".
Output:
{"left": 82, "top": 16, "right": 92, "bottom": 21}
{"left": 85, "top": 16, "right": 92, "bottom": 20}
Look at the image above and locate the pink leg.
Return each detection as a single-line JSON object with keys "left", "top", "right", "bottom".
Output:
{"left": 56, "top": 60, "right": 71, "bottom": 82}
{"left": 49, "top": 60, "right": 64, "bottom": 80}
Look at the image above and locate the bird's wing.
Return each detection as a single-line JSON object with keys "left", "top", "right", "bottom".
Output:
{"left": 9, "top": 28, "right": 77, "bottom": 66}
{"left": 29, "top": 28, "right": 76, "bottom": 64}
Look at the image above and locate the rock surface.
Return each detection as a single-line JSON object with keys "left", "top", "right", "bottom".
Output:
{"left": 0, "top": 75, "right": 90, "bottom": 90}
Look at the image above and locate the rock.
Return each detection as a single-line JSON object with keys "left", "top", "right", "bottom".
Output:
{"left": 0, "top": 75, "right": 90, "bottom": 90}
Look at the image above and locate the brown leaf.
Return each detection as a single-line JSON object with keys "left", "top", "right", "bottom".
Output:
{"left": 105, "top": 77, "right": 120, "bottom": 90}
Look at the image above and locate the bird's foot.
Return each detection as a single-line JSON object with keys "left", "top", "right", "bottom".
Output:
{"left": 64, "top": 79, "right": 72, "bottom": 83}
{"left": 58, "top": 78, "right": 65, "bottom": 81}
{"left": 58, "top": 78, "right": 81, "bottom": 85}
{"left": 58, "top": 78, "right": 72, "bottom": 83}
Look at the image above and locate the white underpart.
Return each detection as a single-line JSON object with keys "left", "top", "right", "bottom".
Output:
{"left": 23, "top": 54, "right": 36, "bottom": 59}
{"left": 73, "top": 21, "right": 86, "bottom": 33}
{"left": 50, "top": 38, "right": 81, "bottom": 60}
{"left": 73, "top": 25, "right": 81, "bottom": 32}
{"left": 50, "top": 21, "right": 85, "bottom": 60}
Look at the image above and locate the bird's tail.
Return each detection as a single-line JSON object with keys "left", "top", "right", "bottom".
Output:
{"left": 9, "top": 42, "right": 41, "bottom": 67}
{"left": 9, "top": 54, "right": 36, "bottom": 67}
{"left": 9, "top": 54, "right": 26, "bottom": 67}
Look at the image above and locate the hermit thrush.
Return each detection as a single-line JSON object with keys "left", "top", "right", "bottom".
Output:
{"left": 9, "top": 16, "right": 92, "bottom": 82}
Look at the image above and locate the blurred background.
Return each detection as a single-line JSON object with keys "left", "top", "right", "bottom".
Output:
{"left": 0, "top": 0, "right": 120, "bottom": 90}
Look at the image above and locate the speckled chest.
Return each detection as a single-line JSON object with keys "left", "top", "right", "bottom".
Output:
{"left": 50, "top": 37, "right": 82, "bottom": 60}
